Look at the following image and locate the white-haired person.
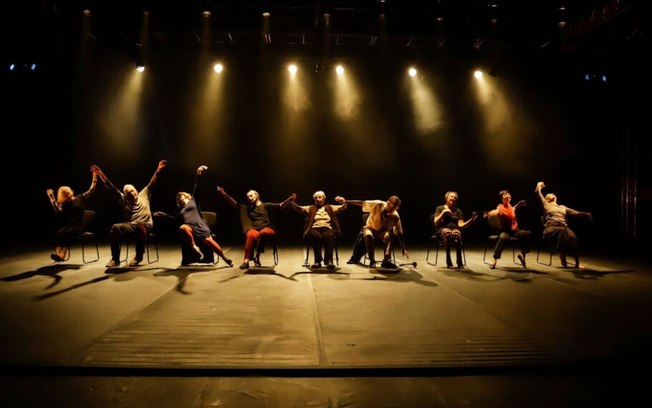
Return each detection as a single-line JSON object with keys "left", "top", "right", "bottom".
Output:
{"left": 93, "top": 160, "right": 167, "bottom": 267}
{"left": 46, "top": 166, "right": 99, "bottom": 262}
{"left": 535, "top": 181, "right": 593, "bottom": 268}
{"left": 289, "top": 190, "right": 347, "bottom": 269}
{"left": 217, "top": 186, "right": 296, "bottom": 269}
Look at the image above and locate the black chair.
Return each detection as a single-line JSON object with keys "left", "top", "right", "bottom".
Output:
{"left": 536, "top": 216, "right": 554, "bottom": 266}
{"left": 124, "top": 225, "right": 159, "bottom": 265}
{"left": 426, "top": 233, "right": 467, "bottom": 267}
{"left": 63, "top": 210, "right": 100, "bottom": 264}
{"left": 425, "top": 214, "right": 466, "bottom": 267}
{"left": 358, "top": 213, "right": 397, "bottom": 267}
{"left": 303, "top": 238, "right": 339, "bottom": 267}
{"left": 482, "top": 211, "right": 519, "bottom": 266}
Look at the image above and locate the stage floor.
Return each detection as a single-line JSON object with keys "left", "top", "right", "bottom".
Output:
{"left": 1, "top": 243, "right": 650, "bottom": 407}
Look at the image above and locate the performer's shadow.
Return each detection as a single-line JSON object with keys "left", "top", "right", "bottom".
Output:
{"left": 1, "top": 263, "right": 83, "bottom": 289}
{"left": 154, "top": 264, "right": 233, "bottom": 293}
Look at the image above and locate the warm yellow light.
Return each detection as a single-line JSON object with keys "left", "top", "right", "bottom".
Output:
{"left": 288, "top": 64, "right": 298, "bottom": 75}
{"left": 474, "top": 70, "right": 484, "bottom": 79}
{"left": 136, "top": 65, "right": 145, "bottom": 73}
{"left": 213, "top": 63, "right": 223, "bottom": 73}
{"left": 335, "top": 65, "right": 344, "bottom": 75}
{"left": 408, "top": 67, "right": 417, "bottom": 77}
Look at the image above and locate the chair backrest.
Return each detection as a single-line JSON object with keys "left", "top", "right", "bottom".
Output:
{"left": 83, "top": 210, "right": 96, "bottom": 232}
{"left": 201, "top": 211, "right": 217, "bottom": 228}
{"left": 486, "top": 209, "right": 500, "bottom": 231}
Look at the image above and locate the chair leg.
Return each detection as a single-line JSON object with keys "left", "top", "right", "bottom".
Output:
{"left": 81, "top": 233, "right": 99, "bottom": 264}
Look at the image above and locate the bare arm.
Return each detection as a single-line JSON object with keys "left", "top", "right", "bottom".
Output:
{"left": 216, "top": 186, "right": 238, "bottom": 208}
{"left": 280, "top": 193, "right": 297, "bottom": 209}
{"left": 80, "top": 167, "right": 98, "bottom": 199}
{"left": 458, "top": 211, "right": 478, "bottom": 229}
{"left": 91, "top": 164, "right": 121, "bottom": 195}
{"left": 535, "top": 181, "right": 546, "bottom": 206}
{"left": 144, "top": 159, "right": 168, "bottom": 190}
{"left": 46, "top": 189, "right": 61, "bottom": 212}
{"left": 289, "top": 200, "right": 306, "bottom": 214}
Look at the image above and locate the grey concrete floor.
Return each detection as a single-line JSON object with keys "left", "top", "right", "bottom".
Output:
{"left": 0, "top": 243, "right": 650, "bottom": 407}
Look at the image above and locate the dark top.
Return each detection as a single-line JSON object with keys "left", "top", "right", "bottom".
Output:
{"left": 434, "top": 204, "right": 464, "bottom": 232}
{"left": 239, "top": 202, "right": 280, "bottom": 233}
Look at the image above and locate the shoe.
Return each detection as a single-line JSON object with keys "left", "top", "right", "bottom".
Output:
{"left": 254, "top": 259, "right": 262, "bottom": 267}
{"left": 239, "top": 261, "right": 249, "bottom": 270}
{"left": 489, "top": 259, "right": 497, "bottom": 269}
{"left": 368, "top": 260, "right": 377, "bottom": 268}
{"left": 381, "top": 259, "right": 397, "bottom": 269}
{"left": 326, "top": 261, "right": 336, "bottom": 270}
{"left": 560, "top": 254, "right": 568, "bottom": 268}
{"left": 517, "top": 254, "right": 526, "bottom": 268}
{"left": 106, "top": 259, "right": 120, "bottom": 268}
{"left": 446, "top": 261, "right": 454, "bottom": 269}
{"left": 456, "top": 263, "right": 464, "bottom": 269}
{"left": 310, "top": 262, "right": 321, "bottom": 269}
{"left": 192, "top": 245, "right": 204, "bottom": 261}
{"left": 347, "top": 257, "right": 360, "bottom": 265}
{"left": 50, "top": 253, "right": 63, "bottom": 262}
{"left": 224, "top": 258, "right": 233, "bottom": 267}
{"left": 128, "top": 258, "right": 142, "bottom": 267}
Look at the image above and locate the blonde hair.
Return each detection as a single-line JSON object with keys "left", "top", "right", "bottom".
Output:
{"left": 57, "top": 186, "right": 74, "bottom": 203}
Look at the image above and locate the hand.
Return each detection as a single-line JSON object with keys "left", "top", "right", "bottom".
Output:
{"left": 216, "top": 186, "right": 225, "bottom": 194}
{"left": 482, "top": 211, "right": 488, "bottom": 218}
{"left": 402, "top": 249, "right": 409, "bottom": 258}
{"left": 197, "top": 165, "right": 208, "bottom": 175}
{"left": 290, "top": 193, "right": 297, "bottom": 201}
{"left": 536, "top": 181, "right": 545, "bottom": 191}
{"left": 158, "top": 160, "right": 168, "bottom": 171}
{"left": 334, "top": 196, "right": 346, "bottom": 204}
{"left": 47, "top": 189, "right": 54, "bottom": 199}
{"left": 471, "top": 211, "right": 478, "bottom": 220}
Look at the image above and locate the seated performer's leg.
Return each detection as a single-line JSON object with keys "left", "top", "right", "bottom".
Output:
{"left": 254, "top": 227, "right": 276, "bottom": 266}
{"left": 203, "top": 235, "right": 233, "bottom": 266}
{"left": 241, "top": 229, "right": 261, "bottom": 269}
{"left": 180, "top": 225, "right": 204, "bottom": 261}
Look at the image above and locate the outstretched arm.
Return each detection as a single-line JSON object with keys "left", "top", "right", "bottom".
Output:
{"left": 514, "top": 200, "right": 527, "bottom": 211}
{"left": 333, "top": 196, "right": 348, "bottom": 213}
{"left": 90, "top": 164, "right": 121, "bottom": 195}
{"left": 340, "top": 199, "right": 364, "bottom": 207}
{"left": 216, "top": 186, "right": 238, "bottom": 208}
{"left": 459, "top": 211, "right": 478, "bottom": 229}
{"left": 289, "top": 200, "right": 306, "bottom": 214}
{"left": 145, "top": 160, "right": 168, "bottom": 190}
{"left": 280, "top": 193, "right": 297, "bottom": 209}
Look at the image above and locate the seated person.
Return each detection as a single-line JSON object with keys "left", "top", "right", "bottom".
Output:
{"left": 433, "top": 191, "right": 478, "bottom": 269}
{"left": 483, "top": 189, "right": 531, "bottom": 269}
{"left": 535, "top": 181, "right": 593, "bottom": 268}
{"left": 154, "top": 165, "right": 232, "bottom": 266}
{"left": 290, "top": 190, "right": 347, "bottom": 269}
{"left": 217, "top": 186, "right": 296, "bottom": 269}
{"left": 343, "top": 195, "right": 408, "bottom": 269}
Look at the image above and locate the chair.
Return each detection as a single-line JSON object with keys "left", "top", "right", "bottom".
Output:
{"left": 536, "top": 216, "right": 554, "bottom": 266}
{"left": 426, "top": 233, "right": 467, "bottom": 267}
{"left": 303, "top": 238, "right": 340, "bottom": 267}
{"left": 124, "top": 226, "right": 159, "bottom": 265}
{"left": 482, "top": 210, "right": 519, "bottom": 266}
{"left": 62, "top": 210, "right": 100, "bottom": 264}
{"left": 358, "top": 213, "right": 397, "bottom": 267}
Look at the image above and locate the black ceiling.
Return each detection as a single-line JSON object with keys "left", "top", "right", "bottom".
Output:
{"left": 2, "top": 0, "right": 649, "bottom": 63}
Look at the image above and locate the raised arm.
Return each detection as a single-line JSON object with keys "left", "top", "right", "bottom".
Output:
{"left": 144, "top": 159, "right": 168, "bottom": 190}
{"left": 90, "top": 164, "right": 121, "bottom": 195}
{"left": 333, "top": 196, "right": 348, "bottom": 213}
{"left": 535, "top": 181, "right": 547, "bottom": 206}
{"left": 513, "top": 200, "right": 527, "bottom": 211}
{"left": 80, "top": 166, "right": 99, "bottom": 199}
{"left": 341, "top": 199, "right": 364, "bottom": 207}
{"left": 46, "top": 189, "right": 61, "bottom": 213}
{"left": 280, "top": 193, "right": 297, "bottom": 209}
{"left": 458, "top": 211, "right": 478, "bottom": 229}
{"left": 216, "top": 186, "right": 238, "bottom": 208}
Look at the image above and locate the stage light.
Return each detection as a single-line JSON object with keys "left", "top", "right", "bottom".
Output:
{"left": 288, "top": 64, "right": 298, "bottom": 75}
{"left": 136, "top": 64, "right": 145, "bottom": 72}
{"left": 474, "top": 70, "right": 484, "bottom": 79}
{"left": 9, "top": 63, "right": 15, "bottom": 71}
{"left": 30, "top": 63, "right": 36, "bottom": 71}
{"left": 213, "top": 63, "right": 223, "bottom": 73}
{"left": 202, "top": 10, "right": 211, "bottom": 18}
{"left": 335, "top": 65, "right": 344, "bottom": 75}
{"left": 408, "top": 67, "right": 417, "bottom": 77}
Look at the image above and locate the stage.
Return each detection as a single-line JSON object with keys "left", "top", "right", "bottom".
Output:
{"left": 1, "top": 243, "right": 650, "bottom": 407}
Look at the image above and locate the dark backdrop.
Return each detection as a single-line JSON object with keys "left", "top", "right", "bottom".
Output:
{"left": 1, "top": 37, "right": 649, "bottom": 255}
